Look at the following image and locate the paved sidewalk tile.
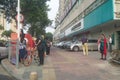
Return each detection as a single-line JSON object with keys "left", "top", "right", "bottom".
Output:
{"left": 2, "top": 47, "right": 120, "bottom": 80}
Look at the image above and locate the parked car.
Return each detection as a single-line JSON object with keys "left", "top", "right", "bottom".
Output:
{"left": 0, "top": 42, "right": 5, "bottom": 47}
{"left": 62, "top": 41, "right": 72, "bottom": 49}
{"left": 66, "top": 40, "right": 81, "bottom": 51}
{"left": 56, "top": 41, "right": 65, "bottom": 48}
{"left": 0, "top": 47, "right": 8, "bottom": 60}
{"left": 5, "top": 41, "right": 9, "bottom": 47}
{"left": 66, "top": 39, "right": 98, "bottom": 51}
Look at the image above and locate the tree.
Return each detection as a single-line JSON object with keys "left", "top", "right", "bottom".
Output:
{"left": 45, "top": 32, "right": 53, "bottom": 41}
{"left": 0, "top": 25, "right": 4, "bottom": 30}
{"left": 0, "top": 0, "right": 52, "bottom": 37}
{"left": 21, "top": 0, "right": 51, "bottom": 37}
{"left": 1, "top": 30, "right": 13, "bottom": 38}
{"left": 0, "top": 0, "right": 17, "bottom": 22}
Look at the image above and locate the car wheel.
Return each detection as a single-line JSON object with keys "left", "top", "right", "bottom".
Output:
{"left": 73, "top": 46, "right": 79, "bottom": 52}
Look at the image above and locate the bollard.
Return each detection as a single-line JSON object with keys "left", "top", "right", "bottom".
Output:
{"left": 29, "top": 72, "right": 38, "bottom": 80}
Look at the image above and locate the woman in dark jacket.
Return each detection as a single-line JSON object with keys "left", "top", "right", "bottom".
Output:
{"left": 36, "top": 36, "right": 46, "bottom": 65}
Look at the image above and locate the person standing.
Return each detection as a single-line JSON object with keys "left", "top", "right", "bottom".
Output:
{"left": 108, "top": 35, "right": 112, "bottom": 53}
{"left": 46, "top": 40, "right": 51, "bottom": 55}
{"left": 19, "top": 29, "right": 27, "bottom": 63}
{"left": 20, "top": 29, "right": 25, "bottom": 43}
{"left": 41, "top": 35, "right": 47, "bottom": 56}
{"left": 36, "top": 36, "right": 46, "bottom": 65}
{"left": 99, "top": 34, "right": 108, "bottom": 60}
{"left": 19, "top": 40, "right": 27, "bottom": 63}
{"left": 97, "top": 36, "right": 101, "bottom": 51}
{"left": 81, "top": 35, "right": 88, "bottom": 55}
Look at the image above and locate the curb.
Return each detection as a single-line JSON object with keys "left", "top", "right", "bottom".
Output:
{"left": 1, "top": 59, "right": 21, "bottom": 80}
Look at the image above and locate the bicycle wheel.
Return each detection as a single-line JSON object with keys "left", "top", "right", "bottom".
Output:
{"left": 34, "top": 55, "right": 39, "bottom": 65}
{"left": 23, "top": 54, "right": 32, "bottom": 66}
{"left": 34, "top": 51, "right": 40, "bottom": 65}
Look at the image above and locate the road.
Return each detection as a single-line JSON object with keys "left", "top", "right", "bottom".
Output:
{"left": 0, "top": 46, "right": 120, "bottom": 80}
{"left": 42, "top": 47, "right": 120, "bottom": 80}
{"left": 0, "top": 47, "right": 8, "bottom": 59}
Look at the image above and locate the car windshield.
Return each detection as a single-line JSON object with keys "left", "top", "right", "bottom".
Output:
{"left": 88, "top": 40, "right": 97, "bottom": 43}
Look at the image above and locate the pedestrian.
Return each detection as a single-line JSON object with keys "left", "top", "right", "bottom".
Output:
{"left": 46, "top": 40, "right": 51, "bottom": 55}
{"left": 81, "top": 35, "right": 88, "bottom": 55}
{"left": 97, "top": 36, "right": 101, "bottom": 51}
{"left": 108, "top": 35, "right": 112, "bottom": 53}
{"left": 41, "top": 35, "right": 47, "bottom": 56}
{"left": 19, "top": 29, "right": 27, "bottom": 63}
{"left": 36, "top": 36, "right": 46, "bottom": 66}
{"left": 20, "top": 29, "right": 25, "bottom": 43}
{"left": 19, "top": 40, "right": 27, "bottom": 63}
{"left": 99, "top": 33, "right": 108, "bottom": 60}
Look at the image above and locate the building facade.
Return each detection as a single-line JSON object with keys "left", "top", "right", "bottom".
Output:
{"left": 0, "top": 11, "right": 17, "bottom": 40}
{"left": 53, "top": 0, "right": 120, "bottom": 49}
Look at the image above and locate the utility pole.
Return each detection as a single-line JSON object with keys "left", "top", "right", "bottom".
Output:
{"left": 16, "top": 0, "right": 20, "bottom": 68}
{"left": 17, "top": 0, "right": 20, "bottom": 39}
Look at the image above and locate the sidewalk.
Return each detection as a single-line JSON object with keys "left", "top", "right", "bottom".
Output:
{"left": 1, "top": 47, "right": 120, "bottom": 80}
{"left": 1, "top": 59, "right": 43, "bottom": 80}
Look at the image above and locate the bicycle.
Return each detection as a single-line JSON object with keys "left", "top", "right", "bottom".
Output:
{"left": 23, "top": 47, "right": 40, "bottom": 66}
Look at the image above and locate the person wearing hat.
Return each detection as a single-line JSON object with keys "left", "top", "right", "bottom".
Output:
{"left": 36, "top": 36, "right": 46, "bottom": 65}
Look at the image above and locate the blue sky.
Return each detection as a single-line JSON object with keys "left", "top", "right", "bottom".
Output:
{"left": 46, "top": 0, "right": 59, "bottom": 34}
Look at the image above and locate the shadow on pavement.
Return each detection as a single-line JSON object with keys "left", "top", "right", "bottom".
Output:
{"left": 0, "top": 74, "right": 16, "bottom": 80}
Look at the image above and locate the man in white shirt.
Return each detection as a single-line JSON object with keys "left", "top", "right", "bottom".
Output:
{"left": 108, "top": 35, "right": 112, "bottom": 52}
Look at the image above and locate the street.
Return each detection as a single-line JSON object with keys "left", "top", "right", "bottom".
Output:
{"left": 0, "top": 46, "right": 120, "bottom": 80}
{"left": 1, "top": 0, "right": 120, "bottom": 80}
{"left": 42, "top": 47, "right": 120, "bottom": 80}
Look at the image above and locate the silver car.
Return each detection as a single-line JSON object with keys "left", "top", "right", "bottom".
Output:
{"left": 66, "top": 39, "right": 98, "bottom": 51}
{"left": 0, "top": 47, "right": 8, "bottom": 60}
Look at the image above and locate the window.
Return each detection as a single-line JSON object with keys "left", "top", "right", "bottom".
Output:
{"left": 88, "top": 40, "right": 97, "bottom": 43}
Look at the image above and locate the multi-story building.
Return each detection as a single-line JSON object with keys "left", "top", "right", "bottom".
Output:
{"left": 0, "top": 11, "right": 6, "bottom": 40}
{"left": 0, "top": 11, "right": 17, "bottom": 40}
{"left": 53, "top": 0, "right": 120, "bottom": 49}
